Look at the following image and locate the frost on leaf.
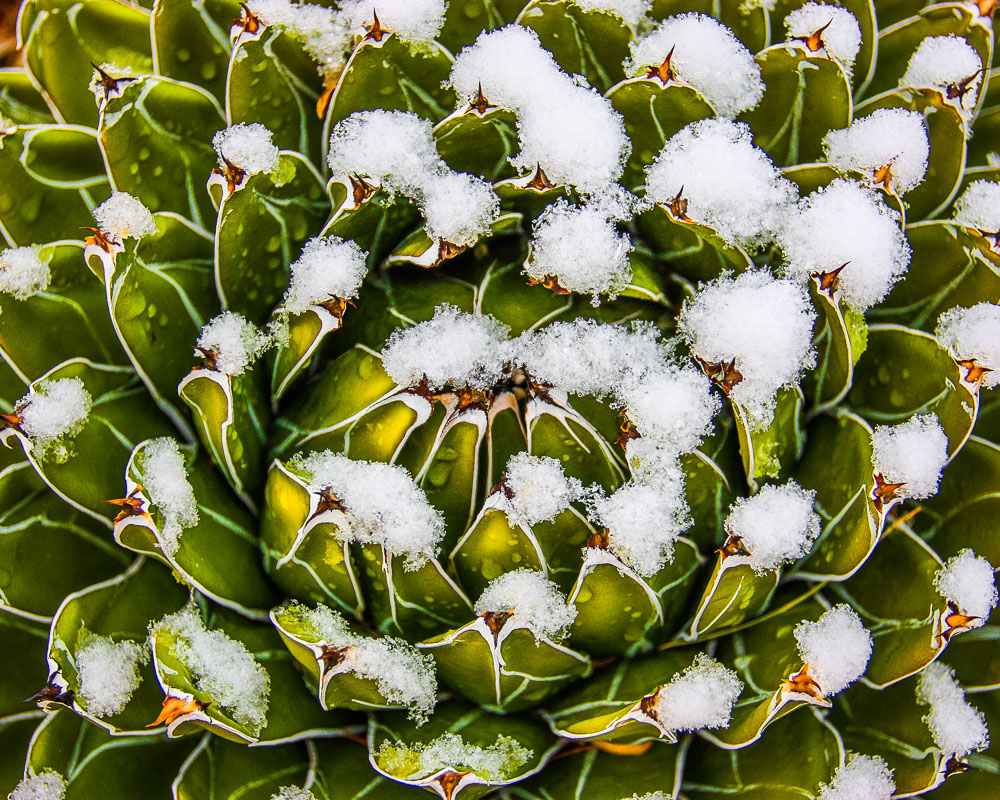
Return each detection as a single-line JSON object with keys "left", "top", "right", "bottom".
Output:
{"left": 74, "top": 634, "right": 148, "bottom": 718}
{"left": 0, "top": 246, "right": 50, "bottom": 300}
{"left": 723, "top": 481, "right": 820, "bottom": 573}
{"left": 792, "top": 604, "right": 872, "bottom": 697}
{"left": 195, "top": 311, "right": 271, "bottom": 376}
{"left": 823, "top": 109, "right": 929, "bottom": 195}
{"left": 9, "top": 770, "right": 67, "bottom": 800}
{"left": 474, "top": 569, "right": 577, "bottom": 641}
{"left": 870, "top": 414, "right": 948, "bottom": 501}
{"left": 916, "top": 662, "right": 990, "bottom": 759}
{"left": 290, "top": 451, "right": 445, "bottom": 568}
{"left": 378, "top": 732, "right": 532, "bottom": 782}
{"left": 10, "top": 378, "right": 92, "bottom": 462}
{"left": 677, "top": 270, "right": 816, "bottom": 426}
{"left": 644, "top": 119, "right": 797, "bottom": 249}
{"left": 650, "top": 653, "right": 743, "bottom": 734}
{"left": 503, "top": 452, "right": 584, "bottom": 527}
{"left": 93, "top": 192, "right": 157, "bottom": 239}
{"left": 778, "top": 179, "right": 911, "bottom": 310}
{"left": 627, "top": 13, "right": 763, "bottom": 117}
{"left": 135, "top": 438, "right": 199, "bottom": 558}
{"left": 151, "top": 605, "right": 270, "bottom": 733}
{"left": 784, "top": 3, "right": 862, "bottom": 70}
{"left": 816, "top": 754, "right": 895, "bottom": 800}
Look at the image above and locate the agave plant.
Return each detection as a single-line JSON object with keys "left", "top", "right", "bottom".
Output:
{"left": 2, "top": 0, "right": 1000, "bottom": 798}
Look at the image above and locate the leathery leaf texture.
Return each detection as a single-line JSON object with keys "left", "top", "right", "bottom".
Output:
{"left": 1, "top": 0, "right": 999, "bottom": 798}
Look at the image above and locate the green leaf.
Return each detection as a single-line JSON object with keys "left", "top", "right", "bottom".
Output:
{"left": 434, "top": 107, "right": 520, "bottom": 182}
{"left": 439, "top": 0, "right": 530, "bottom": 55}
{"left": 689, "top": 557, "right": 781, "bottom": 638}
{"left": 0, "top": 124, "right": 110, "bottom": 246}
{"left": 152, "top": 0, "right": 239, "bottom": 105}
{"left": 0, "top": 240, "right": 124, "bottom": 382}
{"left": 384, "top": 213, "right": 522, "bottom": 269}
{"left": 98, "top": 75, "right": 225, "bottom": 230}
{"left": 45, "top": 557, "right": 188, "bottom": 734}
{"left": 968, "top": 67, "right": 1000, "bottom": 167}
{"left": 19, "top": 0, "right": 153, "bottom": 127}
{"left": 321, "top": 184, "right": 422, "bottom": 265}
{"left": 309, "top": 737, "right": 417, "bottom": 799}
{"left": 804, "top": 278, "right": 858, "bottom": 411}
{"left": 213, "top": 151, "right": 328, "bottom": 325}
{"left": 0, "top": 713, "right": 45, "bottom": 798}
{"left": 738, "top": 44, "right": 853, "bottom": 168}
{"left": 116, "top": 440, "right": 281, "bottom": 617}
{"left": 269, "top": 306, "right": 345, "bottom": 407}
{"left": 946, "top": 624, "right": 1000, "bottom": 691}
{"left": 732, "top": 386, "right": 805, "bottom": 493}
{"left": 0, "top": 609, "right": 49, "bottom": 718}
{"left": 517, "top": 0, "right": 632, "bottom": 94}
{"left": 0, "top": 68, "right": 55, "bottom": 125}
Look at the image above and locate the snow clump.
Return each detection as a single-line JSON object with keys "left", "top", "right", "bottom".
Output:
{"left": 13, "top": 378, "right": 92, "bottom": 461}
{"left": 816, "top": 754, "right": 896, "bottom": 800}
{"left": 916, "top": 662, "right": 990, "bottom": 758}
{"left": 93, "top": 192, "right": 157, "bottom": 239}
{"left": 474, "top": 569, "right": 577, "bottom": 641}
{"left": 870, "top": 414, "right": 949, "bottom": 500}
{"left": 785, "top": 3, "right": 863, "bottom": 70}
{"left": 0, "top": 246, "right": 50, "bottom": 299}
{"left": 135, "top": 438, "right": 199, "bottom": 557}
{"left": 196, "top": 312, "right": 271, "bottom": 376}
{"left": 823, "top": 109, "right": 929, "bottom": 194}
{"left": 504, "top": 453, "right": 583, "bottom": 527}
{"left": 793, "top": 604, "right": 872, "bottom": 696}
{"left": 724, "top": 481, "right": 820, "bottom": 573}
{"left": 934, "top": 549, "right": 998, "bottom": 622}
{"left": 74, "top": 634, "right": 148, "bottom": 718}
{"left": 936, "top": 302, "right": 1000, "bottom": 387}
{"left": 281, "top": 236, "right": 367, "bottom": 314}
{"left": 650, "top": 653, "right": 743, "bottom": 734}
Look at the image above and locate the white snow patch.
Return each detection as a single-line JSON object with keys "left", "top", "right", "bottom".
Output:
{"left": 9, "top": 771, "right": 66, "bottom": 800}
{"left": 793, "top": 604, "right": 872, "bottom": 696}
{"left": 724, "top": 481, "right": 820, "bottom": 573}
{"left": 340, "top": 0, "right": 446, "bottom": 43}
{"left": 571, "top": 0, "right": 647, "bottom": 25}
{"left": 74, "top": 634, "right": 147, "bottom": 718}
{"left": 627, "top": 13, "right": 764, "bottom": 117}
{"left": 379, "top": 732, "right": 531, "bottom": 781}
{"left": 0, "top": 246, "right": 50, "bottom": 299}
{"left": 934, "top": 549, "right": 998, "bottom": 621}
{"left": 152, "top": 605, "right": 270, "bottom": 732}
{"left": 817, "top": 754, "right": 895, "bottom": 800}
{"left": 526, "top": 197, "right": 633, "bottom": 303}
{"left": 282, "top": 236, "right": 367, "bottom": 313}
{"left": 245, "top": 0, "right": 350, "bottom": 72}
{"left": 290, "top": 450, "right": 445, "bottom": 568}
{"left": 93, "top": 192, "right": 157, "bottom": 239}
{"left": 823, "top": 109, "right": 929, "bottom": 195}
{"left": 616, "top": 365, "right": 720, "bottom": 456}
{"left": 936, "top": 302, "right": 1000, "bottom": 387}
{"left": 474, "top": 569, "right": 577, "bottom": 641}
{"left": 418, "top": 171, "right": 500, "bottom": 248}
{"left": 196, "top": 312, "right": 270, "bottom": 376}
{"left": 644, "top": 118, "right": 797, "bottom": 249}
{"left": 504, "top": 452, "right": 583, "bottom": 526}
{"left": 917, "top": 662, "right": 990, "bottom": 758}
{"left": 785, "top": 3, "right": 862, "bottom": 70}
{"left": 15, "top": 378, "right": 92, "bottom": 460}
{"left": 213, "top": 123, "right": 280, "bottom": 175}
{"left": 136, "top": 438, "right": 199, "bottom": 558}
{"left": 953, "top": 179, "right": 1000, "bottom": 235}
{"left": 870, "top": 414, "right": 948, "bottom": 500}
{"left": 381, "top": 305, "right": 510, "bottom": 392}
{"left": 902, "top": 35, "right": 983, "bottom": 116}
{"left": 623, "top": 437, "right": 689, "bottom": 489}
{"left": 777, "top": 179, "right": 910, "bottom": 310}
{"left": 589, "top": 479, "right": 691, "bottom": 577}
{"left": 677, "top": 270, "right": 816, "bottom": 425}
{"left": 652, "top": 653, "right": 743, "bottom": 733}
{"left": 270, "top": 788, "right": 315, "bottom": 800}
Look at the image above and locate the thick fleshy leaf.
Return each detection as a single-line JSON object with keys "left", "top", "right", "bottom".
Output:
{"left": 433, "top": 106, "right": 520, "bottom": 183}
{"left": 732, "top": 386, "right": 805, "bottom": 493}
{"left": 946, "top": 623, "right": 1000, "bottom": 691}
{"left": 152, "top": 0, "right": 238, "bottom": 106}
{"left": 214, "top": 151, "right": 328, "bottom": 325}
{"left": 0, "top": 68, "right": 55, "bottom": 125}
{"left": 439, "top": 0, "right": 531, "bottom": 55}
{"left": 0, "top": 608, "right": 48, "bottom": 718}
{"left": 688, "top": 556, "right": 780, "bottom": 638}
{"left": 804, "top": 276, "right": 863, "bottom": 411}
{"left": 968, "top": 67, "right": 1000, "bottom": 166}
{"left": 0, "top": 713, "right": 44, "bottom": 798}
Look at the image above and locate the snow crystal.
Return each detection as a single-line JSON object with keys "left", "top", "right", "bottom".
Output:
{"left": 571, "top": 0, "right": 647, "bottom": 25}
{"left": 644, "top": 118, "right": 797, "bottom": 249}
{"left": 340, "top": 0, "right": 446, "bottom": 43}
{"left": 290, "top": 450, "right": 445, "bottom": 567}
{"left": 504, "top": 452, "right": 583, "bottom": 526}
{"left": 936, "top": 303, "right": 1000, "bottom": 387}
{"left": 474, "top": 569, "right": 577, "bottom": 641}
{"left": 136, "top": 438, "right": 199, "bottom": 558}
{"left": 9, "top": 771, "right": 66, "bottom": 800}
{"left": 213, "top": 123, "right": 280, "bottom": 175}
{"left": 677, "top": 270, "right": 816, "bottom": 425}
{"left": 953, "top": 179, "right": 1000, "bottom": 235}
{"left": 589, "top": 480, "right": 691, "bottom": 577}
{"left": 196, "top": 312, "right": 270, "bottom": 376}
{"left": 515, "top": 319, "right": 669, "bottom": 398}
{"left": 934, "top": 549, "right": 998, "bottom": 621}
{"left": 793, "top": 604, "right": 872, "bottom": 696}
{"left": 16, "top": 378, "right": 92, "bottom": 458}
{"left": 616, "top": 366, "right": 720, "bottom": 456}
{"left": 0, "top": 246, "right": 50, "bottom": 299}
{"left": 724, "top": 481, "right": 820, "bottom": 573}
{"left": 651, "top": 653, "right": 743, "bottom": 733}
{"left": 379, "top": 732, "right": 531, "bottom": 781}
{"left": 526, "top": 198, "right": 633, "bottom": 303}
{"left": 93, "top": 192, "right": 157, "bottom": 239}
{"left": 381, "top": 305, "right": 510, "bottom": 392}
{"left": 902, "top": 35, "right": 983, "bottom": 114}
{"left": 777, "top": 179, "right": 911, "bottom": 310}
{"left": 282, "top": 236, "right": 367, "bottom": 313}
{"left": 449, "top": 26, "right": 629, "bottom": 192}
{"left": 419, "top": 171, "right": 500, "bottom": 248}
{"left": 627, "top": 13, "right": 763, "bottom": 117}
{"left": 785, "top": 3, "right": 862, "bottom": 70}
{"left": 870, "top": 414, "right": 948, "bottom": 500}
{"left": 917, "top": 662, "right": 990, "bottom": 758}
{"left": 245, "top": 0, "right": 350, "bottom": 70}
{"left": 75, "top": 634, "right": 147, "bottom": 718}
{"left": 823, "top": 109, "right": 929, "bottom": 195}
{"left": 270, "top": 788, "right": 315, "bottom": 800}
{"left": 816, "top": 754, "right": 895, "bottom": 800}
{"left": 153, "top": 605, "right": 270, "bottom": 732}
